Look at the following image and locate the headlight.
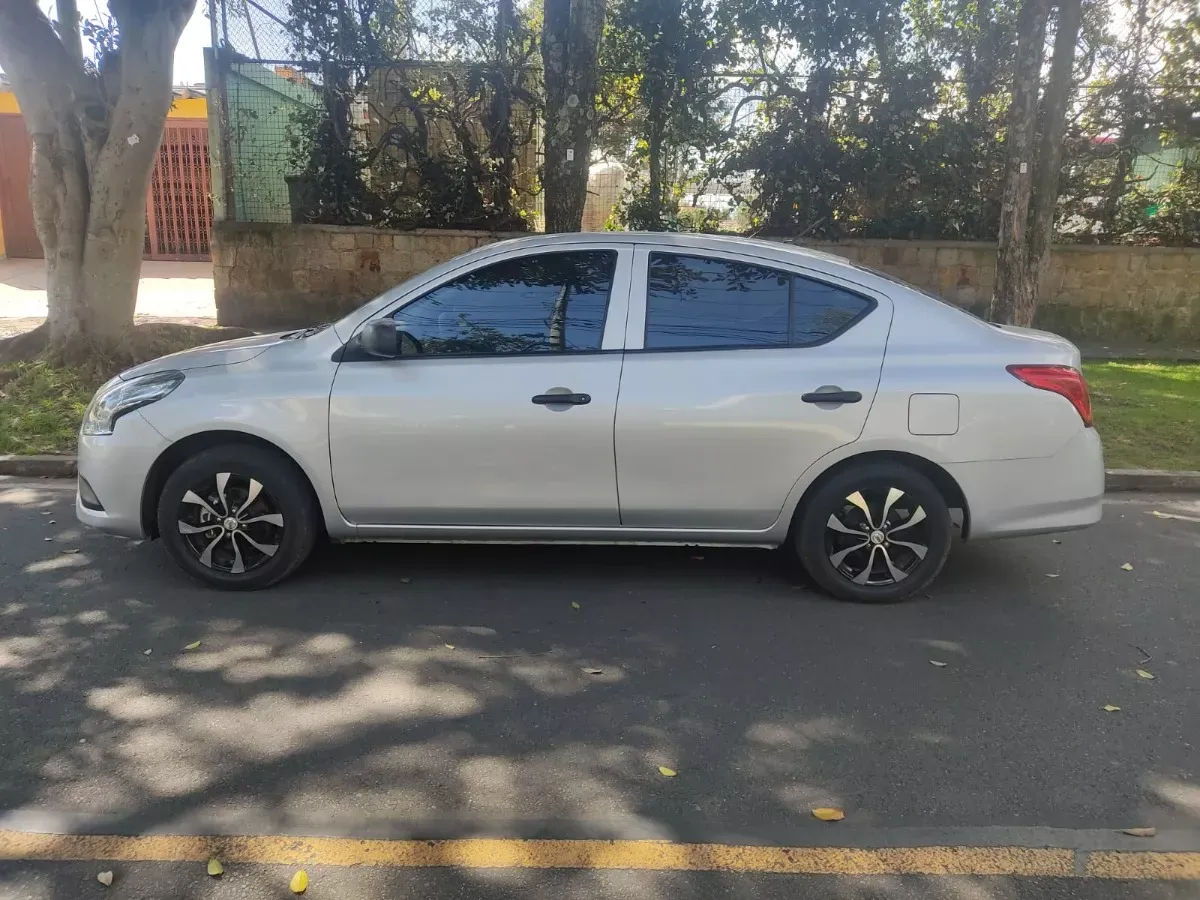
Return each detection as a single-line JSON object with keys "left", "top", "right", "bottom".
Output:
{"left": 81, "top": 371, "right": 184, "bottom": 436}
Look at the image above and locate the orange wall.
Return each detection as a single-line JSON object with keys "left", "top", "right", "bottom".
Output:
{"left": 0, "top": 91, "right": 205, "bottom": 118}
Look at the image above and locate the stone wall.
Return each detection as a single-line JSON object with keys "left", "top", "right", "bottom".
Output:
{"left": 213, "top": 223, "right": 1200, "bottom": 343}
{"left": 799, "top": 239, "right": 1200, "bottom": 344}
{"left": 212, "top": 223, "right": 525, "bottom": 328}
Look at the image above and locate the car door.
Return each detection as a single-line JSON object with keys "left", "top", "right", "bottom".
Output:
{"left": 329, "top": 245, "right": 632, "bottom": 527}
{"left": 614, "top": 246, "right": 893, "bottom": 530}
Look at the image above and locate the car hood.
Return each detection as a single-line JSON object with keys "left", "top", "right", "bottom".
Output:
{"left": 119, "top": 331, "right": 291, "bottom": 380}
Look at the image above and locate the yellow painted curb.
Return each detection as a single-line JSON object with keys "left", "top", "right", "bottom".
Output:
{"left": 1086, "top": 851, "right": 1200, "bottom": 880}
{"left": 0, "top": 832, "right": 1195, "bottom": 879}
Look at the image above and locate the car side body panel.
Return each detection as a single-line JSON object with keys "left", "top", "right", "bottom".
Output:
{"left": 135, "top": 329, "right": 353, "bottom": 539}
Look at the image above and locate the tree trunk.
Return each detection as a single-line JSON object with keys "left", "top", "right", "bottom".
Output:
{"left": 1025, "top": 0, "right": 1083, "bottom": 325}
{"left": 644, "top": 0, "right": 682, "bottom": 229}
{"left": 488, "top": 0, "right": 517, "bottom": 222}
{"left": 542, "top": 0, "right": 607, "bottom": 232}
{"left": 992, "top": 0, "right": 1050, "bottom": 325}
{"left": 1102, "top": 0, "right": 1147, "bottom": 237}
{"left": 0, "top": 0, "right": 194, "bottom": 356}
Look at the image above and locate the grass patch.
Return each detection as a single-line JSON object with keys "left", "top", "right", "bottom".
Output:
{"left": 0, "top": 362, "right": 100, "bottom": 455}
{"left": 1084, "top": 360, "right": 1200, "bottom": 471}
{"left": 0, "top": 323, "right": 251, "bottom": 456}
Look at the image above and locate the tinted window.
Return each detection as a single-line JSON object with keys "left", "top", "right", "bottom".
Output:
{"left": 393, "top": 251, "right": 616, "bottom": 355}
{"left": 645, "top": 254, "right": 789, "bottom": 349}
{"left": 792, "top": 275, "right": 872, "bottom": 345}
{"left": 644, "top": 252, "right": 872, "bottom": 350}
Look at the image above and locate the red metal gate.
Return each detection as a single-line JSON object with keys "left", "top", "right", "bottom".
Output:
{"left": 1, "top": 116, "right": 213, "bottom": 261}
{"left": 0, "top": 114, "right": 43, "bottom": 259}
{"left": 144, "top": 120, "right": 213, "bottom": 261}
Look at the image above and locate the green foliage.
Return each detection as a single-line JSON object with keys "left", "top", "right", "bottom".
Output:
{"left": 280, "top": 0, "right": 538, "bottom": 230}
{"left": 245, "top": 0, "right": 1200, "bottom": 242}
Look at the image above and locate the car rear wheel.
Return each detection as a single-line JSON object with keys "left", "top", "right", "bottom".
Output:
{"left": 794, "top": 462, "right": 952, "bottom": 603}
{"left": 156, "top": 444, "right": 319, "bottom": 590}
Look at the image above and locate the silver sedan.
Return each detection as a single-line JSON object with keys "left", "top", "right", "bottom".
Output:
{"left": 76, "top": 233, "right": 1104, "bottom": 601}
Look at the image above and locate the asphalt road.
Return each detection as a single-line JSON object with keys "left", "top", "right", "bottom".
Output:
{"left": 0, "top": 478, "right": 1197, "bottom": 899}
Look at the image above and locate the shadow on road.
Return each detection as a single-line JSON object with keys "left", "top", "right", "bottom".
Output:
{"left": 1, "top": 483, "right": 1198, "bottom": 899}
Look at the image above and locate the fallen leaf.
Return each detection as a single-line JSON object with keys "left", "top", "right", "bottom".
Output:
{"left": 1103, "top": 704, "right": 1122, "bottom": 712}
{"left": 929, "top": 660, "right": 948, "bottom": 667}
{"left": 1123, "top": 827, "right": 1157, "bottom": 837}
{"left": 96, "top": 871, "right": 113, "bottom": 887}
{"left": 1120, "top": 563, "right": 1134, "bottom": 571}
{"left": 182, "top": 641, "right": 201, "bottom": 651}
{"left": 812, "top": 807, "right": 845, "bottom": 822}
{"left": 207, "top": 858, "right": 224, "bottom": 877}
{"left": 583, "top": 668, "right": 603, "bottom": 675}
{"left": 142, "top": 649, "right": 152, "bottom": 656}
{"left": 571, "top": 601, "right": 581, "bottom": 610}
{"left": 658, "top": 766, "right": 677, "bottom": 777}
{"left": 444, "top": 643, "right": 456, "bottom": 650}
{"left": 290, "top": 870, "right": 308, "bottom": 894}
{"left": 400, "top": 577, "right": 412, "bottom": 584}
{"left": 1136, "top": 669, "right": 1155, "bottom": 680}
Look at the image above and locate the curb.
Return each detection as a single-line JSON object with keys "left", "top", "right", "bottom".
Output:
{"left": 2, "top": 456, "right": 1200, "bottom": 494}
{"left": 1105, "top": 468, "right": 1200, "bottom": 493}
{"left": 0, "top": 455, "right": 76, "bottom": 478}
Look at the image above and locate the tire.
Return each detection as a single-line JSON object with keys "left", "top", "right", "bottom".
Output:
{"left": 793, "top": 461, "right": 952, "bottom": 603}
{"left": 156, "top": 443, "right": 319, "bottom": 590}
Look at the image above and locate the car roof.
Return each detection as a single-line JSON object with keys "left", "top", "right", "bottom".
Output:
{"left": 479, "top": 230, "right": 851, "bottom": 266}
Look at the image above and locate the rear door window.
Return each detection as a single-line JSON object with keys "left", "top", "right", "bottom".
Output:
{"left": 644, "top": 252, "right": 872, "bottom": 350}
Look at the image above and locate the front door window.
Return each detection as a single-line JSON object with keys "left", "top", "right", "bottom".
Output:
{"left": 393, "top": 251, "right": 617, "bottom": 356}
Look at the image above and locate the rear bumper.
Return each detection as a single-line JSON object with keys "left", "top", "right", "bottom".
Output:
{"left": 947, "top": 427, "right": 1105, "bottom": 539}
{"left": 75, "top": 411, "right": 167, "bottom": 540}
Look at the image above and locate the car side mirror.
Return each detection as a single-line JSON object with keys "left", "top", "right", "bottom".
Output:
{"left": 360, "top": 320, "right": 399, "bottom": 358}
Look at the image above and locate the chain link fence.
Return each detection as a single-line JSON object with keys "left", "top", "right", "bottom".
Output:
{"left": 211, "top": 0, "right": 545, "bottom": 230}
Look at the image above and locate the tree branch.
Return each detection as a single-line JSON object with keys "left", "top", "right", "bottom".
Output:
{"left": 56, "top": 0, "right": 84, "bottom": 65}
{"left": 0, "top": 0, "right": 90, "bottom": 131}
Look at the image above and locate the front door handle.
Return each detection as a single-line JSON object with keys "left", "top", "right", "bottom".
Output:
{"left": 801, "top": 389, "right": 862, "bottom": 404}
{"left": 532, "top": 392, "right": 591, "bottom": 406}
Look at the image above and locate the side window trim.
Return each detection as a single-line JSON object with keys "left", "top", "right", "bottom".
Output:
{"left": 348, "top": 245, "right": 632, "bottom": 361}
{"left": 627, "top": 246, "right": 880, "bottom": 353}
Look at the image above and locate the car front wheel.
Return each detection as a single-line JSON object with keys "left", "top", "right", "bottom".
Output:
{"left": 156, "top": 444, "right": 319, "bottom": 590}
{"left": 794, "top": 462, "right": 953, "bottom": 603}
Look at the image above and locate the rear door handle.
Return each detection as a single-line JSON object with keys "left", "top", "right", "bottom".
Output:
{"left": 801, "top": 389, "right": 862, "bottom": 404}
{"left": 532, "top": 392, "right": 591, "bottom": 406}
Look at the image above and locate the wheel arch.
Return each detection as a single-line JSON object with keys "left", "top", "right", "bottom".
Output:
{"left": 140, "top": 430, "right": 324, "bottom": 539}
{"left": 791, "top": 449, "right": 970, "bottom": 539}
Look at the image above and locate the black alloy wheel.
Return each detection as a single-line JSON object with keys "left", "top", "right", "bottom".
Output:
{"left": 157, "top": 444, "right": 319, "bottom": 590}
{"left": 794, "top": 462, "right": 953, "bottom": 603}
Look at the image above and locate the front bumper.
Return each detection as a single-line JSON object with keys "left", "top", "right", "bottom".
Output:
{"left": 947, "top": 427, "right": 1106, "bottom": 539}
{"left": 75, "top": 411, "right": 168, "bottom": 539}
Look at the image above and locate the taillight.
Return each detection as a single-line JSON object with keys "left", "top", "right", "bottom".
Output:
{"left": 1007, "top": 364, "right": 1093, "bottom": 427}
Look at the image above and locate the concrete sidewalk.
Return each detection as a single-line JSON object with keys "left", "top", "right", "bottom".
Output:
{"left": 0, "top": 258, "right": 216, "bottom": 338}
